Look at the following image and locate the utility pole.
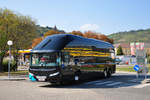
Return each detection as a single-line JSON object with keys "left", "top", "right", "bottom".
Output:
{"left": 7, "top": 40, "right": 13, "bottom": 79}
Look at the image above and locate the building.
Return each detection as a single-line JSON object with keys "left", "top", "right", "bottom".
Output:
{"left": 114, "top": 43, "right": 150, "bottom": 56}
{"left": 114, "top": 43, "right": 130, "bottom": 55}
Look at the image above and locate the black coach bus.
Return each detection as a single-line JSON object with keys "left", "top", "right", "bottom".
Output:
{"left": 29, "top": 34, "right": 116, "bottom": 84}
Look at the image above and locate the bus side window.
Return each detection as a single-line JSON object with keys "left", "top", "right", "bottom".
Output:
{"left": 62, "top": 52, "right": 70, "bottom": 64}
{"left": 74, "top": 58, "right": 79, "bottom": 65}
{"left": 56, "top": 55, "right": 61, "bottom": 65}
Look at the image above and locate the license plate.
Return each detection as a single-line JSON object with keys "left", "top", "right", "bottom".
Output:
{"left": 36, "top": 76, "right": 46, "bottom": 81}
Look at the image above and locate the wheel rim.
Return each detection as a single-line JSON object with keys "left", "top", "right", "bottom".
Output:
{"left": 104, "top": 70, "right": 107, "bottom": 77}
{"left": 108, "top": 70, "right": 111, "bottom": 77}
{"left": 75, "top": 76, "right": 79, "bottom": 81}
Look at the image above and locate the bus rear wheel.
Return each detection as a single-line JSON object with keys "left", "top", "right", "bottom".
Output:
{"left": 103, "top": 69, "right": 112, "bottom": 78}
{"left": 107, "top": 69, "right": 112, "bottom": 78}
{"left": 103, "top": 70, "right": 107, "bottom": 78}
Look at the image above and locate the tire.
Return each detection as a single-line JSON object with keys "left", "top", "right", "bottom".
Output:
{"left": 74, "top": 71, "right": 81, "bottom": 83}
{"left": 58, "top": 74, "right": 65, "bottom": 85}
{"left": 103, "top": 70, "right": 107, "bottom": 78}
{"left": 58, "top": 80, "right": 64, "bottom": 85}
{"left": 107, "top": 69, "right": 112, "bottom": 78}
{"left": 75, "top": 75, "right": 79, "bottom": 81}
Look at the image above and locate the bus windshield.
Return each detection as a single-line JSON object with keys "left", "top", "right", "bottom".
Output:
{"left": 31, "top": 53, "right": 59, "bottom": 66}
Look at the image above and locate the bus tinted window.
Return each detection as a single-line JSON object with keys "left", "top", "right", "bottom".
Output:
{"left": 31, "top": 53, "right": 58, "bottom": 66}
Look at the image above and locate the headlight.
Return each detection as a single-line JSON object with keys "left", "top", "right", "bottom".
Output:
{"left": 49, "top": 72, "right": 59, "bottom": 77}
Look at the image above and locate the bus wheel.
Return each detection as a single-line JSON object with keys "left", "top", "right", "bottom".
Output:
{"left": 58, "top": 78, "right": 65, "bottom": 85}
{"left": 103, "top": 70, "right": 107, "bottom": 78}
{"left": 58, "top": 75, "right": 65, "bottom": 85}
{"left": 75, "top": 75, "right": 79, "bottom": 81}
{"left": 74, "top": 72, "right": 81, "bottom": 83}
{"left": 107, "top": 69, "right": 112, "bottom": 78}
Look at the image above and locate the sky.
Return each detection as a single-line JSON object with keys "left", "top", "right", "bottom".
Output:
{"left": 0, "top": 0, "right": 150, "bottom": 35}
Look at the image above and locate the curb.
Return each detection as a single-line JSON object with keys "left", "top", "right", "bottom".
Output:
{"left": 141, "top": 79, "right": 150, "bottom": 84}
{"left": 0, "top": 78, "right": 26, "bottom": 81}
{"left": 116, "top": 71, "right": 150, "bottom": 75}
{"left": 0, "top": 76, "right": 28, "bottom": 81}
{"left": 116, "top": 71, "right": 136, "bottom": 74}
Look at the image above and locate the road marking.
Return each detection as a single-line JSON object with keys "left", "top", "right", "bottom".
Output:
{"left": 128, "top": 79, "right": 143, "bottom": 82}
{"left": 84, "top": 80, "right": 103, "bottom": 85}
{"left": 94, "top": 81, "right": 113, "bottom": 85}
{"left": 106, "top": 82, "right": 122, "bottom": 86}
{"left": 128, "top": 79, "right": 137, "bottom": 82}
{"left": 134, "top": 84, "right": 150, "bottom": 88}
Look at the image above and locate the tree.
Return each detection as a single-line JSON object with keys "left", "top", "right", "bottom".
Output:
{"left": 117, "top": 45, "right": 124, "bottom": 55}
{"left": 44, "top": 29, "right": 65, "bottom": 38}
{"left": 32, "top": 37, "right": 43, "bottom": 48}
{"left": 70, "top": 31, "right": 83, "bottom": 36}
{"left": 0, "top": 8, "right": 37, "bottom": 71}
{"left": 83, "top": 31, "right": 114, "bottom": 44}
{"left": 98, "top": 34, "right": 114, "bottom": 44}
{"left": 84, "top": 31, "right": 98, "bottom": 39}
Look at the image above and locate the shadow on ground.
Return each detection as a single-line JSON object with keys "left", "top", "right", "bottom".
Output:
{"left": 39, "top": 73, "right": 150, "bottom": 89}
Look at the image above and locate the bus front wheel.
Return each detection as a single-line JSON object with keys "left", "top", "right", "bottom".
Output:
{"left": 107, "top": 69, "right": 112, "bottom": 78}
{"left": 74, "top": 71, "right": 81, "bottom": 83}
{"left": 103, "top": 69, "right": 112, "bottom": 78}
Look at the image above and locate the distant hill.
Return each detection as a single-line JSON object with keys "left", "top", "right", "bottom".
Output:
{"left": 108, "top": 29, "right": 150, "bottom": 43}
{"left": 36, "top": 25, "right": 65, "bottom": 37}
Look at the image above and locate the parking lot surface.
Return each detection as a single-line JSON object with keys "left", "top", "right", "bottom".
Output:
{"left": 0, "top": 72, "right": 150, "bottom": 100}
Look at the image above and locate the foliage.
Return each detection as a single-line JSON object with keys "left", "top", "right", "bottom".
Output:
{"left": 147, "top": 56, "right": 150, "bottom": 64}
{"left": 36, "top": 25, "right": 53, "bottom": 36}
{"left": 44, "top": 29, "right": 65, "bottom": 37}
{"left": 116, "top": 65, "right": 150, "bottom": 73}
{"left": 32, "top": 25, "right": 66, "bottom": 48}
{"left": 83, "top": 31, "right": 114, "bottom": 44}
{"left": 31, "top": 37, "right": 43, "bottom": 48}
{"left": 32, "top": 26, "right": 66, "bottom": 47}
{"left": 117, "top": 45, "right": 124, "bottom": 55}
{"left": 32, "top": 30, "right": 114, "bottom": 48}
{"left": 116, "top": 66, "right": 136, "bottom": 72}
{"left": 2, "top": 58, "right": 17, "bottom": 72}
{"left": 0, "top": 70, "right": 28, "bottom": 76}
{"left": 70, "top": 31, "right": 83, "bottom": 36}
{"left": 108, "top": 29, "right": 150, "bottom": 43}
{"left": 36, "top": 25, "right": 65, "bottom": 37}
{"left": 0, "top": 8, "right": 37, "bottom": 71}
{"left": 84, "top": 31, "right": 99, "bottom": 39}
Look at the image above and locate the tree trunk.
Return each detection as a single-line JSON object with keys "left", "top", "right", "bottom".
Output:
{"left": 13, "top": 54, "right": 18, "bottom": 71}
{"left": 0, "top": 56, "right": 4, "bottom": 72}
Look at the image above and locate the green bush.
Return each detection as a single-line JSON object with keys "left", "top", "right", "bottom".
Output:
{"left": 2, "top": 58, "right": 17, "bottom": 72}
{"left": 147, "top": 56, "right": 150, "bottom": 64}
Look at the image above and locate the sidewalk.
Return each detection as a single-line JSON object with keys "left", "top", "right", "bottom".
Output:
{"left": 116, "top": 71, "right": 150, "bottom": 75}
{"left": 116, "top": 71, "right": 150, "bottom": 84}
{"left": 116, "top": 71, "right": 136, "bottom": 74}
{"left": 0, "top": 75, "right": 28, "bottom": 81}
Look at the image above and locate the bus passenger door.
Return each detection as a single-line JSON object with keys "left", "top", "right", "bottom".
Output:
{"left": 60, "top": 52, "right": 74, "bottom": 79}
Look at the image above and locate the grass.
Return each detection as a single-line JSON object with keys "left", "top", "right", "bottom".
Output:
{"left": 0, "top": 70, "right": 28, "bottom": 76}
{"left": 116, "top": 64, "right": 150, "bottom": 73}
{"left": 116, "top": 66, "right": 136, "bottom": 72}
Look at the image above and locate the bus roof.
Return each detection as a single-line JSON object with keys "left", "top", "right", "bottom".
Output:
{"left": 31, "top": 34, "right": 114, "bottom": 53}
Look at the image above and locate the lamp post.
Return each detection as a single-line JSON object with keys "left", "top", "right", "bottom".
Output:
{"left": 7, "top": 40, "right": 13, "bottom": 79}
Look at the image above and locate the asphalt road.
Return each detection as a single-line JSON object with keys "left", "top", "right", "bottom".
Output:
{"left": 0, "top": 72, "right": 150, "bottom": 100}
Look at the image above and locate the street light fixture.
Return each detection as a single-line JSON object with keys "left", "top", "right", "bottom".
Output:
{"left": 7, "top": 40, "right": 13, "bottom": 79}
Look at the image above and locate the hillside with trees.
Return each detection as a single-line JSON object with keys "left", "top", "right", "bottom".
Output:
{"left": 36, "top": 25, "right": 65, "bottom": 37}
{"left": 108, "top": 29, "right": 150, "bottom": 43}
{"left": 32, "top": 30, "right": 114, "bottom": 48}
